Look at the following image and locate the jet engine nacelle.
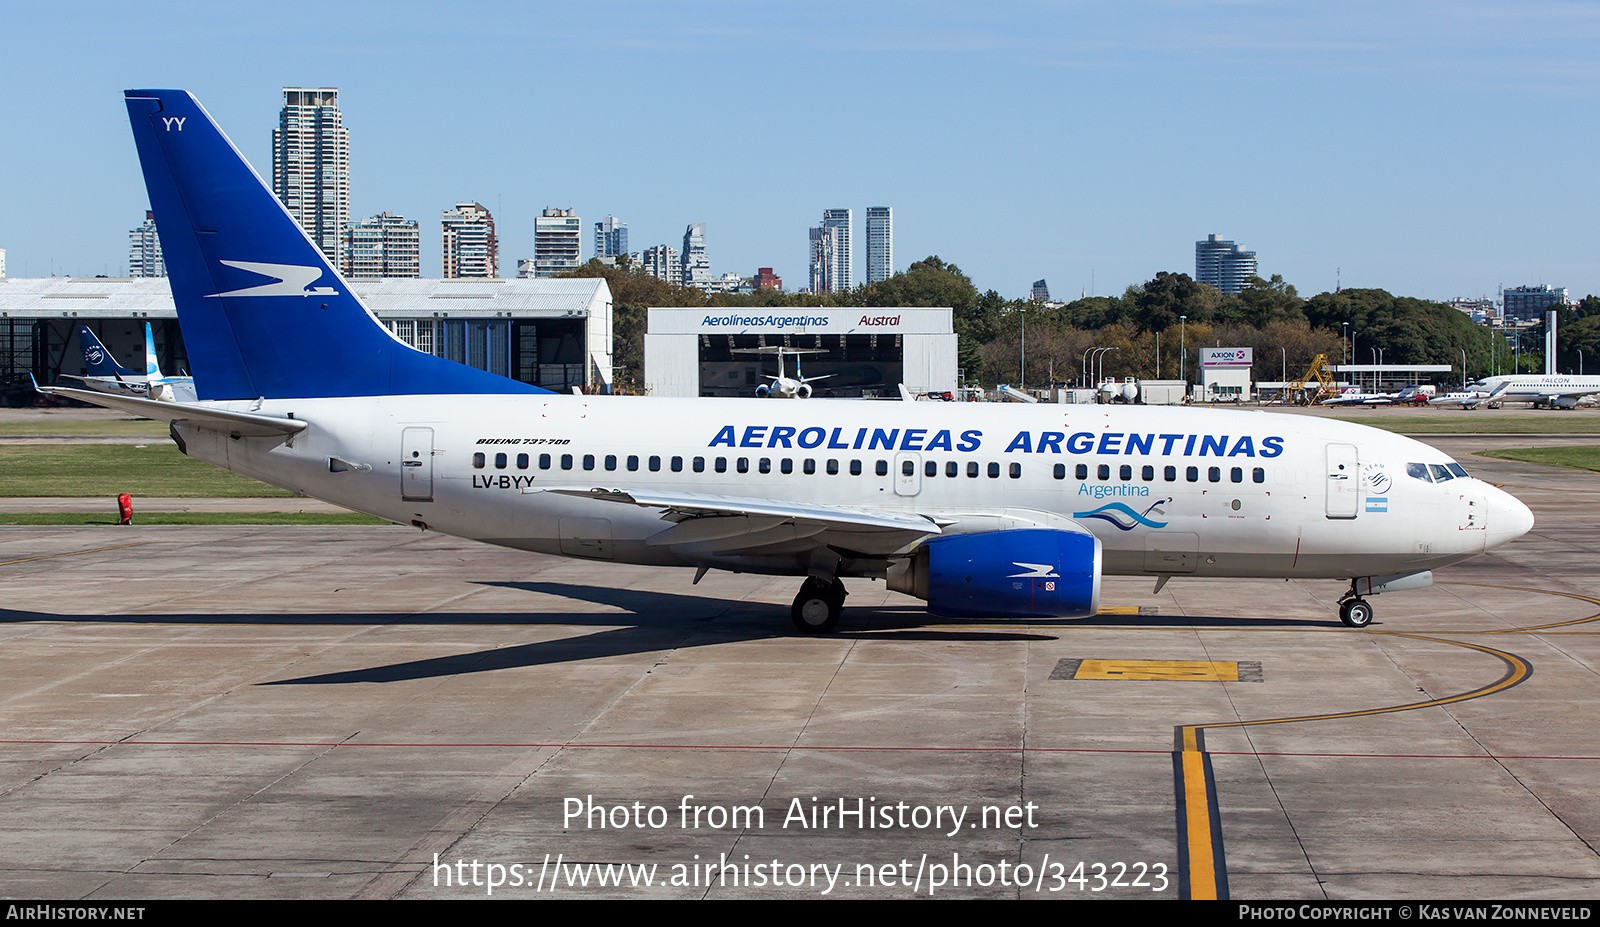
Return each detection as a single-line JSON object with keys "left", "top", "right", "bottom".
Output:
{"left": 796, "top": 383, "right": 813, "bottom": 399}
{"left": 755, "top": 384, "right": 771, "bottom": 398}
{"left": 888, "top": 528, "right": 1102, "bottom": 619}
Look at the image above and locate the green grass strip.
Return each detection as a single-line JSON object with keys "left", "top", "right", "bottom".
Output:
{"left": 0, "top": 444, "right": 292, "bottom": 497}
{"left": 0, "top": 512, "right": 394, "bottom": 526}
{"left": 0, "top": 420, "right": 170, "bottom": 436}
{"left": 1328, "top": 416, "right": 1600, "bottom": 435}
{"left": 1476, "top": 446, "right": 1600, "bottom": 473}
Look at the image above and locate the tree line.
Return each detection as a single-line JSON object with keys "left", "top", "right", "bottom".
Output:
{"left": 563, "top": 257, "right": 1583, "bottom": 392}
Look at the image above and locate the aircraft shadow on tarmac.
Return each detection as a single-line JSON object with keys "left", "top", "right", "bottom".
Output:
{"left": 0, "top": 579, "right": 1337, "bottom": 685}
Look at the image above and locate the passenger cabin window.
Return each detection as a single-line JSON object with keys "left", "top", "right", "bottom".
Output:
{"left": 583, "top": 454, "right": 596, "bottom": 471}
{"left": 876, "top": 460, "right": 889, "bottom": 477}
{"left": 988, "top": 462, "right": 1000, "bottom": 479}
{"left": 804, "top": 459, "right": 816, "bottom": 475}
{"left": 539, "top": 453, "right": 551, "bottom": 470}
{"left": 1054, "top": 463, "right": 1066, "bottom": 480}
{"left": 517, "top": 453, "right": 529, "bottom": 470}
{"left": 850, "top": 460, "right": 863, "bottom": 476}
{"left": 561, "top": 454, "right": 573, "bottom": 470}
{"left": 671, "top": 456, "right": 683, "bottom": 472}
{"left": 495, "top": 453, "right": 507, "bottom": 469}
{"left": 604, "top": 455, "right": 617, "bottom": 471}
{"left": 649, "top": 456, "right": 661, "bottom": 472}
{"left": 627, "top": 455, "right": 639, "bottom": 472}
{"left": 472, "top": 452, "right": 486, "bottom": 469}
{"left": 1009, "top": 462, "right": 1021, "bottom": 479}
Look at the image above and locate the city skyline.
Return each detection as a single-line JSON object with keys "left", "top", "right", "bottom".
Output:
{"left": 4, "top": 3, "right": 1598, "bottom": 301}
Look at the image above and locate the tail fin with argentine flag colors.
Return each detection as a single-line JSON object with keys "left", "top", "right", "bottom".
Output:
{"left": 123, "top": 89, "right": 547, "bottom": 401}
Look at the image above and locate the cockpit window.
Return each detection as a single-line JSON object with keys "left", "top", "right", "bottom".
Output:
{"left": 1407, "top": 462, "right": 1432, "bottom": 482}
{"left": 1429, "top": 464, "right": 1454, "bottom": 482}
{"left": 1447, "top": 463, "right": 1469, "bottom": 479}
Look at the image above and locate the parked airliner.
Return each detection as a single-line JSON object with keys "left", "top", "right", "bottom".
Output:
{"left": 69, "top": 323, "right": 196, "bottom": 403}
{"left": 51, "top": 89, "right": 1536, "bottom": 634}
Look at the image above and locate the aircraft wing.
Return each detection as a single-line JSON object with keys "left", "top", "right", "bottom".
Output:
{"left": 41, "top": 385, "right": 307, "bottom": 437}
{"left": 530, "top": 486, "right": 942, "bottom": 556}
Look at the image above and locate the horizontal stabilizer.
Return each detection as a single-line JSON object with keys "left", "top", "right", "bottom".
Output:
{"left": 43, "top": 386, "right": 307, "bottom": 437}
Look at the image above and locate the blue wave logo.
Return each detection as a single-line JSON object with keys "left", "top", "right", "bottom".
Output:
{"left": 1073, "top": 498, "right": 1171, "bottom": 531}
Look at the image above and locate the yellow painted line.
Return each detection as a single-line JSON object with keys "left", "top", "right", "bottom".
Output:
{"left": 1181, "top": 746, "right": 1218, "bottom": 899}
{"left": 0, "top": 542, "right": 149, "bottom": 567}
{"left": 1076, "top": 659, "right": 1240, "bottom": 681}
{"left": 1096, "top": 605, "right": 1142, "bottom": 615}
{"left": 1439, "top": 581, "right": 1600, "bottom": 632}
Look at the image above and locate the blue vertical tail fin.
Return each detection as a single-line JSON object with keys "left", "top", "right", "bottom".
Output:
{"left": 77, "top": 326, "right": 140, "bottom": 379}
{"left": 123, "top": 89, "right": 547, "bottom": 400}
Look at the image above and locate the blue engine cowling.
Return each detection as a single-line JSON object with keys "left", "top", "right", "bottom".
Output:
{"left": 889, "top": 528, "right": 1102, "bottom": 619}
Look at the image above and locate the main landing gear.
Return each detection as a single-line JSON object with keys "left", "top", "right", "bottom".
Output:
{"left": 1337, "top": 593, "right": 1374, "bottom": 628}
{"left": 791, "top": 577, "right": 847, "bottom": 634}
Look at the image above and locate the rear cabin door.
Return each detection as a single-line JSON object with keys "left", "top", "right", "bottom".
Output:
{"left": 401, "top": 427, "right": 435, "bottom": 502}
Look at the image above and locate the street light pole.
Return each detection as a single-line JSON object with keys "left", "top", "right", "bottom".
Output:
{"left": 1179, "top": 316, "right": 1187, "bottom": 388}
{"left": 1019, "top": 306, "right": 1027, "bottom": 392}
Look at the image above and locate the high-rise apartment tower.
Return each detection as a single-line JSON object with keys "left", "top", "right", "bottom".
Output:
{"left": 128, "top": 210, "right": 165, "bottom": 278}
{"left": 533, "top": 208, "right": 582, "bottom": 277}
{"left": 272, "top": 88, "right": 350, "bottom": 267}
{"left": 865, "top": 207, "right": 892, "bottom": 284}
{"left": 342, "top": 212, "right": 420, "bottom": 279}
{"left": 594, "top": 216, "right": 628, "bottom": 263}
{"left": 441, "top": 203, "right": 498, "bottom": 278}
{"left": 1194, "top": 233, "right": 1257, "bottom": 295}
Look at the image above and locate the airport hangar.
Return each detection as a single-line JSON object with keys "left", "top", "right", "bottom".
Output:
{"left": 0, "top": 276, "right": 615, "bottom": 394}
{"left": 644, "top": 306, "right": 959, "bottom": 398}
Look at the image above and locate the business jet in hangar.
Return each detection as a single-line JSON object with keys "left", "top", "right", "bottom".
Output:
{"left": 51, "top": 89, "right": 1535, "bottom": 635}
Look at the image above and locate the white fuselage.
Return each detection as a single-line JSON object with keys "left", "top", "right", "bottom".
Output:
{"left": 175, "top": 395, "right": 1532, "bottom": 583}
{"left": 1469, "top": 375, "right": 1600, "bottom": 408}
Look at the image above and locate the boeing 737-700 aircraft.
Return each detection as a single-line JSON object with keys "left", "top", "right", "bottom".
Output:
{"left": 49, "top": 90, "right": 1536, "bottom": 634}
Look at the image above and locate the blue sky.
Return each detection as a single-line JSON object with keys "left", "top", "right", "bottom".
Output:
{"left": 3, "top": 1, "right": 1597, "bottom": 301}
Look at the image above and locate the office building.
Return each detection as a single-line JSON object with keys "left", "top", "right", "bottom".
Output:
{"left": 441, "top": 203, "right": 498, "bottom": 278}
{"left": 754, "top": 267, "right": 782, "bottom": 291}
{"left": 1194, "top": 233, "right": 1257, "bottom": 295}
{"left": 1502, "top": 285, "right": 1568, "bottom": 323}
{"left": 1031, "top": 279, "right": 1051, "bottom": 302}
{"left": 272, "top": 88, "right": 349, "bottom": 267}
{"left": 594, "top": 216, "right": 628, "bottom": 263}
{"left": 680, "top": 223, "right": 710, "bottom": 289}
{"left": 128, "top": 211, "right": 165, "bottom": 278}
{"left": 865, "top": 206, "right": 892, "bottom": 284}
{"left": 340, "top": 212, "right": 420, "bottom": 279}
{"left": 641, "top": 245, "right": 682, "bottom": 286}
{"left": 532, "top": 208, "right": 582, "bottom": 278}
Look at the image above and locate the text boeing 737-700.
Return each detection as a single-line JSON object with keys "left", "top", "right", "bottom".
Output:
{"left": 48, "top": 89, "right": 1535, "bottom": 634}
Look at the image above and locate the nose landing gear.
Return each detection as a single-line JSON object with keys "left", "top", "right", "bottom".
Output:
{"left": 1338, "top": 595, "right": 1374, "bottom": 628}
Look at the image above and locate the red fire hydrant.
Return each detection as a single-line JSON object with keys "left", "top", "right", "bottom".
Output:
{"left": 117, "top": 493, "right": 133, "bottom": 526}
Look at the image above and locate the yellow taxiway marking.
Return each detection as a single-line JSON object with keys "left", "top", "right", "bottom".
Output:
{"left": 1075, "top": 659, "right": 1241, "bottom": 681}
{"left": 1172, "top": 630, "right": 1532, "bottom": 901}
{"left": 1096, "top": 605, "right": 1143, "bottom": 615}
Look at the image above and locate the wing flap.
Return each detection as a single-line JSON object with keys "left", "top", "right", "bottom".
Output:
{"left": 530, "top": 486, "right": 941, "bottom": 556}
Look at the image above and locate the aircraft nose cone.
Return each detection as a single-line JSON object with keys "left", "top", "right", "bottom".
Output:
{"left": 1484, "top": 484, "right": 1535, "bottom": 550}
